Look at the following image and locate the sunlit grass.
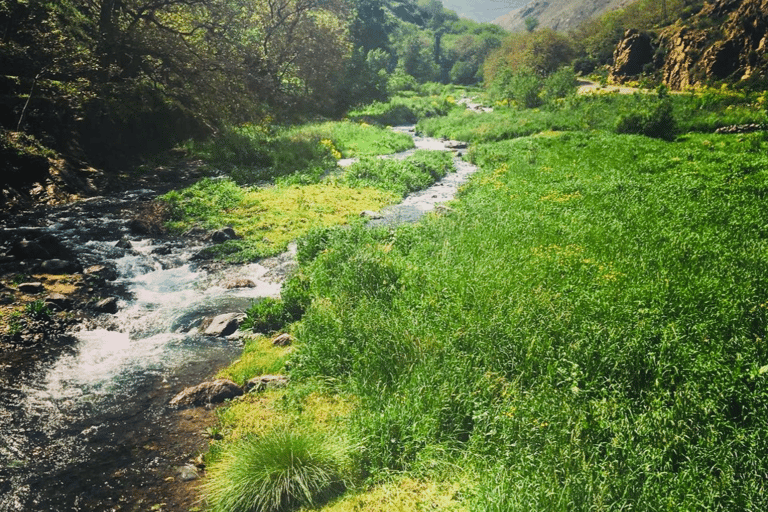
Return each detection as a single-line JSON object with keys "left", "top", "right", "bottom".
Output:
{"left": 286, "top": 120, "right": 414, "bottom": 158}
{"left": 216, "top": 335, "right": 292, "bottom": 386}
{"left": 289, "top": 128, "right": 768, "bottom": 510}
{"left": 162, "top": 179, "right": 397, "bottom": 261}
{"left": 320, "top": 477, "right": 467, "bottom": 512}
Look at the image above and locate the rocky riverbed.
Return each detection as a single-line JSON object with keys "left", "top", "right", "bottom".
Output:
{"left": 0, "top": 124, "right": 479, "bottom": 511}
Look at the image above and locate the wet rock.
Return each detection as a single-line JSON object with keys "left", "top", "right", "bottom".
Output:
{"left": 85, "top": 264, "right": 118, "bottom": 282}
{"left": 18, "top": 282, "right": 44, "bottom": 294}
{"left": 245, "top": 374, "right": 289, "bottom": 393}
{"left": 94, "top": 297, "right": 119, "bottom": 314}
{"left": 271, "top": 333, "right": 293, "bottom": 347}
{"left": 207, "top": 227, "right": 240, "bottom": 244}
{"left": 37, "top": 233, "right": 73, "bottom": 259}
{"left": 151, "top": 245, "right": 172, "bottom": 255}
{"left": 224, "top": 278, "right": 256, "bottom": 289}
{"left": 45, "top": 293, "right": 74, "bottom": 311}
{"left": 128, "top": 218, "right": 153, "bottom": 235}
{"left": 169, "top": 379, "right": 243, "bottom": 408}
{"left": 177, "top": 465, "right": 199, "bottom": 481}
{"left": 40, "top": 259, "right": 80, "bottom": 274}
{"left": 116, "top": 238, "right": 133, "bottom": 250}
{"left": 360, "top": 210, "right": 383, "bottom": 219}
{"left": 444, "top": 140, "right": 468, "bottom": 150}
{"left": 9, "top": 240, "right": 49, "bottom": 260}
{"left": 203, "top": 313, "right": 246, "bottom": 337}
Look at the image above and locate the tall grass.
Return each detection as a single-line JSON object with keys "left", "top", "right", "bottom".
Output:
{"left": 204, "top": 429, "right": 349, "bottom": 512}
{"left": 290, "top": 129, "right": 768, "bottom": 509}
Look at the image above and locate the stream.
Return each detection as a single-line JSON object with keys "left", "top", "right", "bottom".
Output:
{"left": 0, "top": 127, "right": 479, "bottom": 511}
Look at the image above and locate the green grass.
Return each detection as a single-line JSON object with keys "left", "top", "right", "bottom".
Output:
{"left": 204, "top": 429, "right": 349, "bottom": 512}
{"left": 348, "top": 94, "right": 462, "bottom": 126}
{"left": 288, "top": 128, "right": 768, "bottom": 510}
{"left": 161, "top": 178, "right": 397, "bottom": 261}
{"left": 161, "top": 148, "right": 455, "bottom": 261}
{"left": 188, "top": 119, "right": 414, "bottom": 186}
{"left": 216, "top": 335, "right": 291, "bottom": 386}
{"left": 417, "top": 89, "right": 768, "bottom": 144}
{"left": 337, "top": 150, "right": 454, "bottom": 197}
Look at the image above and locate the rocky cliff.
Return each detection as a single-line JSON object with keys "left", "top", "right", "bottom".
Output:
{"left": 610, "top": 0, "right": 768, "bottom": 88}
{"left": 493, "top": 0, "right": 633, "bottom": 33}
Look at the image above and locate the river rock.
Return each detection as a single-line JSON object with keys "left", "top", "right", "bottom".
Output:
{"left": 360, "top": 210, "right": 383, "bottom": 219}
{"left": 9, "top": 240, "right": 49, "bottom": 260}
{"left": 177, "top": 465, "right": 200, "bottom": 481}
{"left": 45, "top": 293, "right": 74, "bottom": 311}
{"left": 245, "top": 374, "right": 289, "bottom": 393}
{"left": 18, "top": 282, "right": 44, "bottom": 294}
{"left": 169, "top": 379, "right": 243, "bottom": 408}
{"left": 207, "top": 227, "right": 240, "bottom": 244}
{"left": 204, "top": 313, "right": 246, "bottom": 337}
{"left": 128, "top": 218, "right": 153, "bottom": 235}
{"left": 85, "top": 264, "right": 118, "bottom": 281}
{"left": 271, "top": 333, "right": 293, "bottom": 346}
{"left": 40, "top": 259, "right": 79, "bottom": 274}
{"left": 94, "top": 297, "right": 119, "bottom": 314}
{"left": 115, "top": 238, "right": 133, "bottom": 250}
{"left": 224, "top": 278, "right": 256, "bottom": 289}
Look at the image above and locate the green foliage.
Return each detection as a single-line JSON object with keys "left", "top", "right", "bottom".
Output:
{"left": 162, "top": 178, "right": 245, "bottom": 231}
{"left": 348, "top": 93, "right": 459, "bottom": 125}
{"left": 241, "top": 273, "right": 312, "bottom": 333}
{"left": 615, "top": 96, "right": 677, "bottom": 140}
{"left": 24, "top": 300, "right": 51, "bottom": 319}
{"left": 542, "top": 67, "right": 578, "bottom": 101}
{"left": 242, "top": 298, "right": 293, "bottom": 334}
{"left": 418, "top": 89, "right": 767, "bottom": 145}
{"left": 339, "top": 150, "right": 453, "bottom": 197}
{"left": 289, "top": 125, "right": 768, "bottom": 509}
{"left": 204, "top": 429, "right": 348, "bottom": 512}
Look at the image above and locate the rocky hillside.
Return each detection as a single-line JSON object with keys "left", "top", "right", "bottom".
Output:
{"left": 610, "top": 0, "right": 768, "bottom": 88}
{"left": 492, "top": 0, "right": 633, "bottom": 32}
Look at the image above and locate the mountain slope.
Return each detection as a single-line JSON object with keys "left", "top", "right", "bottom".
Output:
{"left": 492, "top": 0, "right": 634, "bottom": 32}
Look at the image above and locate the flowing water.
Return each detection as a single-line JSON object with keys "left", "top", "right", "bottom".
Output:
{"left": 0, "top": 128, "right": 478, "bottom": 511}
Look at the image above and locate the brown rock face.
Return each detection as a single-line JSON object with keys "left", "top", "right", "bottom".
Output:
{"left": 661, "top": 28, "right": 710, "bottom": 89}
{"left": 611, "top": 29, "right": 654, "bottom": 81}
{"left": 659, "top": 0, "right": 768, "bottom": 89}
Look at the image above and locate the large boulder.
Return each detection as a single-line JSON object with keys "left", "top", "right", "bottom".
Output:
{"left": 169, "top": 379, "right": 243, "bottom": 408}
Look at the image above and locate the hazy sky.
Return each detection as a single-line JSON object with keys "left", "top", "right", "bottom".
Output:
{"left": 441, "top": 0, "right": 526, "bottom": 22}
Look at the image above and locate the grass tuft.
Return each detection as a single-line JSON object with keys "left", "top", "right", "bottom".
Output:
{"left": 204, "top": 428, "right": 349, "bottom": 512}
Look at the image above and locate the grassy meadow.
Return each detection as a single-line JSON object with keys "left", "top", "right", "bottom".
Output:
{"left": 174, "top": 88, "right": 768, "bottom": 510}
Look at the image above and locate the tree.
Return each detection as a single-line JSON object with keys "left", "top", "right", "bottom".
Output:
{"left": 524, "top": 16, "right": 539, "bottom": 32}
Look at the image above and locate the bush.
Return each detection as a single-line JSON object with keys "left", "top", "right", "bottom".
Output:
{"left": 204, "top": 429, "right": 348, "bottom": 512}
{"left": 615, "top": 97, "right": 676, "bottom": 140}
{"left": 543, "top": 67, "right": 578, "bottom": 102}
{"left": 489, "top": 67, "right": 543, "bottom": 109}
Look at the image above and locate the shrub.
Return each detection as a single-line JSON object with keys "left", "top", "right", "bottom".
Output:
{"left": 204, "top": 429, "right": 348, "bottom": 512}
{"left": 543, "top": 67, "right": 578, "bottom": 102}
{"left": 489, "top": 67, "right": 543, "bottom": 108}
{"left": 615, "top": 97, "right": 676, "bottom": 140}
